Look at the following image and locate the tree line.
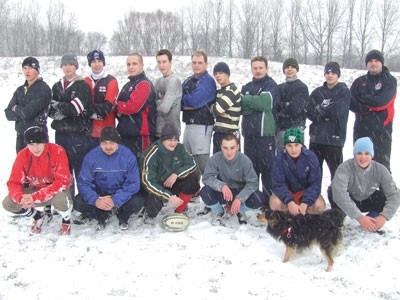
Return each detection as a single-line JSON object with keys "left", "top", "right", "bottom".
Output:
{"left": 1, "top": 0, "right": 400, "bottom": 70}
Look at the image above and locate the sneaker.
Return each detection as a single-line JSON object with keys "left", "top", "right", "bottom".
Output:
{"left": 73, "top": 215, "right": 91, "bottom": 225}
{"left": 237, "top": 212, "right": 247, "bottom": 225}
{"left": 59, "top": 223, "right": 71, "bottom": 235}
{"left": 143, "top": 213, "right": 156, "bottom": 225}
{"left": 211, "top": 211, "right": 225, "bottom": 226}
{"left": 31, "top": 213, "right": 47, "bottom": 234}
{"left": 197, "top": 206, "right": 211, "bottom": 216}
{"left": 95, "top": 221, "right": 106, "bottom": 231}
{"left": 119, "top": 221, "right": 129, "bottom": 231}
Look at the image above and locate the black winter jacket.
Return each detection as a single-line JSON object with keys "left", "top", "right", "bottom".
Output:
{"left": 5, "top": 78, "right": 51, "bottom": 134}
{"left": 49, "top": 77, "right": 92, "bottom": 134}
{"left": 307, "top": 82, "right": 350, "bottom": 147}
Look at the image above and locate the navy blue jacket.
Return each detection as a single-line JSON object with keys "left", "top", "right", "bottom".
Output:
{"left": 241, "top": 75, "right": 278, "bottom": 137}
{"left": 78, "top": 144, "right": 140, "bottom": 207}
{"left": 276, "top": 79, "right": 309, "bottom": 131}
{"left": 181, "top": 71, "right": 216, "bottom": 125}
{"left": 307, "top": 82, "right": 350, "bottom": 147}
{"left": 272, "top": 147, "right": 322, "bottom": 206}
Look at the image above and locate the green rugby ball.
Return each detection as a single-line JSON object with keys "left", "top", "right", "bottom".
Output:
{"left": 161, "top": 213, "right": 190, "bottom": 232}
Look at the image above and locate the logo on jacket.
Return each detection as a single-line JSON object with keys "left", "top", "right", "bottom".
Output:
{"left": 321, "top": 99, "right": 331, "bottom": 107}
{"left": 71, "top": 91, "right": 76, "bottom": 99}
{"left": 375, "top": 82, "right": 382, "bottom": 91}
{"left": 99, "top": 86, "right": 107, "bottom": 93}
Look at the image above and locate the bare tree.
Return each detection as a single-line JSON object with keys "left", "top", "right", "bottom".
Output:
{"left": 110, "top": 12, "right": 137, "bottom": 55}
{"left": 83, "top": 32, "right": 107, "bottom": 54}
{"left": 340, "top": 0, "right": 356, "bottom": 67}
{"left": 185, "top": 2, "right": 201, "bottom": 53}
{"left": 225, "top": 0, "right": 236, "bottom": 58}
{"left": 377, "top": 0, "right": 400, "bottom": 56}
{"left": 286, "top": 0, "right": 303, "bottom": 59}
{"left": 269, "top": 0, "right": 284, "bottom": 60}
{"left": 325, "top": 0, "right": 345, "bottom": 61}
{"left": 238, "top": 0, "right": 259, "bottom": 58}
{"left": 354, "top": 0, "right": 374, "bottom": 67}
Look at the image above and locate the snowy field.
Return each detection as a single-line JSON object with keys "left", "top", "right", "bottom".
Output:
{"left": 0, "top": 55, "right": 399, "bottom": 299}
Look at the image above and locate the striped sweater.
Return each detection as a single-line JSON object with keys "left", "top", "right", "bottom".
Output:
{"left": 212, "top": 82, "right": 241, "bottom": 133}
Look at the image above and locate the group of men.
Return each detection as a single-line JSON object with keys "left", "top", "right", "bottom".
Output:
{"left": 3, "top": 48, "right": 400, "bottom": 235}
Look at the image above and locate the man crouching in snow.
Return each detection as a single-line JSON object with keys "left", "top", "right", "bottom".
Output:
{"left": 3, "top": 126, "right": 73, "bottom": 235}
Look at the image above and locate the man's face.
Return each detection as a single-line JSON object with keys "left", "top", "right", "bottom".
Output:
{"left": 100, "top": 141, "right": 119, "bottom": 155}
{"left": 62, "top": 64, "right": 77, "bottom": 80}
{"left": 355, "top": 152, "right": 372, "bottom": 169}
{"left": 22, "top": 66, "right": 39, "bottom": 84}
{"left": 191, "top": 55, "right": 207, "bottom": 77}
{"left": 126, "top": 55, "right": 144, "bottom": 77}
{"left": 251, "top": 61, "right": 268, "bottom": 79}
{"left": 285, "top": 143, "right": 303, "bottom": 158}
{"left": 214, "top": 72, "right": 229, "bottom": 87}
{"left": 324, "top": 72, "right": 339, "bottom": 88}
{"left": 156, "top": 54, "right": 172, "bottom": 76}
{"left": 221, "top": 139, "right": 239, "bottom": 161}
{"left": 284, "top": 66, "right": 298, "bottom": 79}
{"left": 367, "top": 59, "right": 383, "bottom": 75}
{"left": 90, "top": 59, "right": 104, "bottom": 74}
{"left": 27, "top": 143, "right": 45, "bottom": 157}
{"left": 162, "top": 138, "right": 179, "bottom": 152}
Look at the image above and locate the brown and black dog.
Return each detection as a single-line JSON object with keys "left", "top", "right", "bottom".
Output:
{"left": 258, "top": 209, "right": 344, "bottom": 271}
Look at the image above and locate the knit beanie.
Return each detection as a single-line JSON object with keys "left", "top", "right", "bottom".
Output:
{"left": 282, "top": 58, "right": 299, "bottom": 73}
{"left": 160, "top": 122, "right": 180, "bottom": 141}
{"left": 22, "top": 57, "right": 40, "bottom": 73}
{"left": 60, "top": 53, "right": 79, "bottom": 68}
{"left": 365, "top": 49, "right": 384, "bottom": 66}
{"left": 284, "top": 128, "right": 304, "bottom": 145}
{"left": 87, "top": 50, "right": 106, "bottom": 66}
{"left": 213, "top": 62, "right": 230, "bottom": 76}
{"left": 24, "top": 126, "right": 48, "bottom": 144}
{"left": 99, "top": 127, "right": 121, "bottom": 144}
{"left": 324, "top": 61, "right": 341, "bottom": 77}
{"left": 353, "top": 137, "right": 374, "bottom": 158}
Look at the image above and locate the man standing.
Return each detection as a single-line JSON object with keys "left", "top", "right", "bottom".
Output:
{"left": 5, "top": 57, "right": 51, "bottom": 153}
{"left": 350, "top": 50, "right": 397, "bottom": 171}
{"left": 241, "top": 56, "right": 278, "bottom": 200}
{"left": 181, "top": 51, "right": 216, "bottom": 174}
{"left": 276, "top": 58, "right": 309, "bottom": 150}
{"left": 3, "top": 126, "right": 73, "bottom": 235}
{"left": 211, "top": 62, "right": 241, "bottom": 154}
{"left": 78, "top": 127, "right": 144, "bottom": 231}
{"left": 84, "top": 50, "right": 119, "bottom": 148}
{"left": 307, "top": 62, "right": 351, "bottom": 180}
{"left": 200, "top": 133, "right": 264, "bottom": 225}
{"left": 141, "top": 123, "right": 200, "bottom": 222}
{"left": 48, "top": 53, "right": 92, "bottom": 206}
{"left": 331, "top": 137, "right": 400, "bottom": 232}
{"left": 116, "top": 53, "right": 157, "bottom": 158}
{"left": 154, "top": 49, "right": 182, "bottom": 139}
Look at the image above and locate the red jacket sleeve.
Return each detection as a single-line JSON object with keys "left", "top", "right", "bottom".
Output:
{"left": 117, "top": 81, "right": 150, "bottom": 114}
{"left": 7, "top": 151, "right": 28, "bottom": 203}
{"left": 105, "top": 78, "right": 119, "bottom": 105}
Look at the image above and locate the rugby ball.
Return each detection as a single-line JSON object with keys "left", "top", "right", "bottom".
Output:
{"left": 161, "top": 213, "right": 190, "bottom": 232}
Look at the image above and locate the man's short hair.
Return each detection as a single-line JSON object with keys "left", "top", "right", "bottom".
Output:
{"left": 191, "top": 51, "right": 208, "bottom": 63}
{"left": 128, "top": 52, "right": 143, "bottom": 64}
{"left": 156, "top": 49, "right": 172, "bottom": 61}
{"left": 251, "top": 56, "right": 268, "bottom": 68}
{"left": 222, "top": 133, "right": 239, "bottom": 145}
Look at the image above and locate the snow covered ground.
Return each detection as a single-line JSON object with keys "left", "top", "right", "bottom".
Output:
{"left": 0, "top": 56, "right": 399, "bottom": 300}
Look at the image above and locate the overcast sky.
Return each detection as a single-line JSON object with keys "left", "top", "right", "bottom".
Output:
{"left": 40, "top": 0, "right": 190, "bottom": 38}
